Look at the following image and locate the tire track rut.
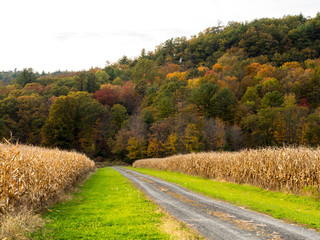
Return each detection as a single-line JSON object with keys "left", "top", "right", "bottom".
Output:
{"left": 114, "top": 167, "right": 320, "bottom": 240}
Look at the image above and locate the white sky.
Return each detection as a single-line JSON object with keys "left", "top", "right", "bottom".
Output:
{"left": 0, "top": 0, "right": 319, "bottom": 72}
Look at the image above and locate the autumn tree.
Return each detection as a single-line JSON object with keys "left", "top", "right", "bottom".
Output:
{"left": 225, "top": 125, "right": 244, "bottom": 150}
{"left": 164, "top": 133, "right": 178, "bottom": 156}
{"left": 241, "top": 107, "right": 279, "bottom": 146}
{"left": 23, "top": 83, "right": 45, "bottom": 95}
{"left": 127, "top": 137, "right": 147, "bottom": 161}
{"left": 304, "top": 108, "right": 320, "bottom": 145}
{"left": 0, "top": 96, "right": 19, "bottom": 140}
{"left": 120, "top": 81, "right": 139, "bottom": 113}
{"left": 306, "top": 67, "right": 320, "bottom": 109}
{"left": 149, "top": 117, "right": 175, "bottom": 143}
{"left": 95, "top": 70, "right": 110, "bottom": 84}
{"left": 241, "top": 86, "right": 260, "bottom": 108}
{"left": 159, "top": 63, "right": 181, "bottom": 78}
{"left": 147, "top": 138, "right": 164, "bottom": 158}
{"left": 93, "top": 84, "right": 121, "bottom": 106}
{"left": 42, "top": 96, "right": 78, "bottom": 149}
{"left": 42, "top": 92, "right": 106, "bottom": 155}
{"left": 16, "top": 95, "right": 47, "bottom": 144}
{"left": 217, "top": 47, "right": 249, "bottom": 80}
{"left": 131, "top": 58, "right": 159, "bottom": 83}
{"left": 203, "top": 118, "right": 226, "bottom": 150}
{"left": 111, "top": 128, "right": 131, "bottom": 157}
{"left": 110, "top": 104, "right": 129, "bottom": 133}
{"left": 274, "top": 94, "right": 308, "bottom": 145}
{"left": 184, "top": 123, "right": 203, "bottom": 152}
{"left": 71, "top": 91, "right": 107, "bottom": 156}
{"left": 256, "top": 108, "right": 279, "bottom": 145}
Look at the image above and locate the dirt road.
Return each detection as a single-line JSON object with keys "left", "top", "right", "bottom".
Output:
{"left": 114, "top": 167, "right": 320, "bottom": 240}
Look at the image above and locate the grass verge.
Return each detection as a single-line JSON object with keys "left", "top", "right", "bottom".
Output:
{"left": 31, "top": 167, "right": 201, "bottom": 240}
{"left": 129, "top": 167, "right": 320, "bottom": 231}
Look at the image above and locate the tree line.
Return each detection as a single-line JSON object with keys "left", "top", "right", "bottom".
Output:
{"left": 1, "top": 14, "right": 320, "bottom": 162}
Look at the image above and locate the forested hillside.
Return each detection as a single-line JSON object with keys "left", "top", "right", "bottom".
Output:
{"left": 1, "top": 14, "right": 320, "bottom": 162}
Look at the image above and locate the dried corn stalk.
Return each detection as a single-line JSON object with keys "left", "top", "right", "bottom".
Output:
{"left": 0, "top": 143, "right": 95, "bottom": 215}
{"left": 133, "top": 147, "right": 320, "bottom": 195}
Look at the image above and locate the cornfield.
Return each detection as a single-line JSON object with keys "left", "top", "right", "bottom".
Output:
{"left": 133, "top": 147, "right": 320, "bottom": 195}
{"left": 0, "top": 143, "right": 96, "bottom": 215}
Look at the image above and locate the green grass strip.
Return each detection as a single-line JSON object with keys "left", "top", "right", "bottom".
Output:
{"left": 32, "top": 167, "right": 171, "bottom": 240}
{"left": 129, "top": 167, "right": 320, "bottom": 230}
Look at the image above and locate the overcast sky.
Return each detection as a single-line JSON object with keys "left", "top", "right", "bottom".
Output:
{"left": 1, "top": 0, "right": 319, "bottom": 72}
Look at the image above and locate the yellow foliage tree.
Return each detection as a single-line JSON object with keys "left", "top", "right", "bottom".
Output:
{"left": 273, "top": 117, "right": 286, "bottom": 145}
{"left": 187, "top": 78, "right": 201, "bottom": 88}
{"left": 245, "top": 62, "right": 262, "bottom": 75}
{"left": 281, "top": 61, "right": 302, "bottom": 70}
{"left": 166, "top": 71, "right": 187, "bottom": 81}
{"left": 164, "top": 133, "right": 178, "bottom": 156}
{"left": 127, "top": 137, "right": 147, "bottom": 160}
{"left": 256, "top": 64, "right": 277, "bottom": 78}
{"left": 147, "top": 138, "right": 164, "bottom": 158}
{"left": 184, "top": 124, "right": 202, "bottom": 153}
{"left": 197, "top": 66, "right": 209, "bottom": 72}
{"left": 212, "top": 63, "right": 223, "bottom": 73}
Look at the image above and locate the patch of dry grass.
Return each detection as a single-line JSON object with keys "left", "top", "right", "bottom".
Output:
{"left": 133, "top": 147, "right": 320, "bottom": 195}
{"left": 159, "top": 210, "right": 205, "bottom": 240}
{"left": 0, "top": 209, "right": 45, "bottom": 240}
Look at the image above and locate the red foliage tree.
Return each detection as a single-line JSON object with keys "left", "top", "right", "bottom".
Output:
{"left": 120, "top": 81, "right": 140, "bottom": 113}
{"left": 93, "top": 84, "right": 120, "bottom": 106}
{"left": 299, "top": 98, "right": 311, "bottom": 109}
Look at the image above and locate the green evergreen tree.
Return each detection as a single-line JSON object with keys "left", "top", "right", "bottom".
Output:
{"left": 16, "top": 68, "right": 37, "bottom": 87}
{"left": 212, "top": 88, "right": 237, "bottom": 122}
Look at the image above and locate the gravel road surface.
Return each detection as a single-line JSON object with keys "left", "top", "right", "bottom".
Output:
{"left": 114, "top": 167, "right": 320, "bottom": 240}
